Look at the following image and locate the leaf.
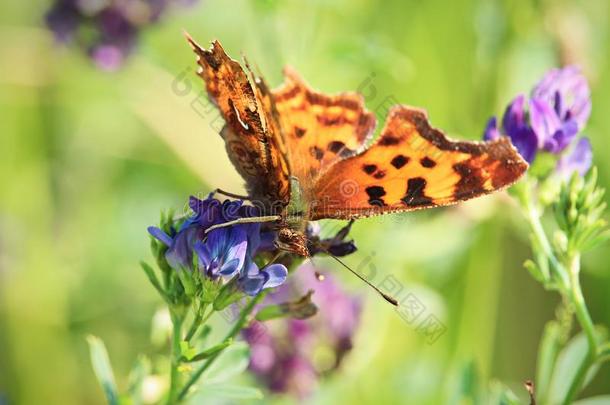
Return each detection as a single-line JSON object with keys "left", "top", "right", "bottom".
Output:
{"left": 535, "top": 321, "right": 562, "bottom": 402}
{"left": 87, "top": 335, "right": 119, "bottom": 405}
{"left": 139, "top": 262, "right": 168, "bottom": 302}
{"left": 547, "top": 331, "right": 604, "bottom": 404}
{"left": 574, "top": 397, "right": 610, "bottom": 405}
{"left": 180, "top": 341, "right": 198, "bottom": 361}
{"left": 126, "top": 355, "right": 150, "bottom": 405}
{"left": 194, "top": 383, "right": 263, "bottom": 401}
{"left": 201, "top": 341, "right": 250, "bottom": 384}
{"left": 182, "top": 339, "right": 233, "bottom": 363}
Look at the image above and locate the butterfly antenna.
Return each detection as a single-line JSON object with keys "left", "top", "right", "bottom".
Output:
{"left": 320, "top": 248, "right": 398, "bottom": 306}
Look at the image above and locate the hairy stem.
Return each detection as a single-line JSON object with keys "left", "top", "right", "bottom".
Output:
{"left": 167, "top": 311, "right": 184, "bottom": 405}
{"left": 524, "top": 193, "right": 569, "bottom": 289}
{"left": 177, "top": 293, "right": 265, "bottom": 401}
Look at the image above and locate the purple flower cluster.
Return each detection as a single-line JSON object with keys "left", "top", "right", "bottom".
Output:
{"left": 484, "top": 66, "right": 593, "bottom": 177}
{"left": 148, "top": 196, "right": 287, "bottom": 296}
{"left": 243, "top": 267, "right": 362, "bottom": 399}
{"left": 45, "top": 0, "right": 198, "bottom": 71}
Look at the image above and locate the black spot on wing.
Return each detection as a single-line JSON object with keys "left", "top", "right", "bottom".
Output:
{"left": 391, "top": 155, "right": 409, "bottom": 169}
{"left": 365, "top": 186, "right": 386, "bottom": 206}
{"left": 401, "top": 177, "right": 433, "bottom": 207}
{"left": 328, "top": 141, "right": 345, "bottom": 153}
{"left": 327, "top": 141, "right": 355, "bottom": 158}
{"left": 362, "top": 164, "right": 377, "bottom": 175}
{"left": 378, "top": 134, "right": 401, "bottom": 146}
{"left": 420, "top": 157, "right": 437, "bottom": 168}
{"left": 453, "top": 162, "right": 486, "bottom": 199}
{"left": 294, "top": 127, "right": 306, "bottom": 138}
{"left": 309, "top": 146, "right": 324, "bottom": 160}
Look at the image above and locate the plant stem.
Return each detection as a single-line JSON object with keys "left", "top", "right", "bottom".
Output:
{"left": 167, "top": 311, "right": 184, "bottom": 405}
{"left": 177, "top": 293, "right": 265, "bottom": 401}
{"left": 522, "top": 185, "right": 600, "bottom": 403}
{"left": 524, "top": 193, "right": 570, "bottom": 289}
{"left": 563, "top": 254, "right": 598, "bottom": 404}
{"left": 185, "top": 303, "right": 206, "bottom": 342}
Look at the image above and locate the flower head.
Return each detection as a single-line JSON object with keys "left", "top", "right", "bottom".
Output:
{"left": 483, "top": 66, "right": 593, "bottom": 177}
{"left": 556, "top": 137, "right": 593, "bottom": 180}
{"left": 243, "top": 267, "right": 362, "bottom": 398}
{"left": 45, "top": 0, "right": 198, "bottom": 70}
{"left": 484, "top": 95, "right": 538, "bottom": 163}
{"left": 148, "top": 195, "right": 287, "bottom": 296}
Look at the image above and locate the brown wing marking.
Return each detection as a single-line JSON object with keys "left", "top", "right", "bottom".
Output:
{"left": 186, "top": 35, "right": 290, "bottom": 209}
{"left": 310, "top": 105, "right": 528, "bottom": 220}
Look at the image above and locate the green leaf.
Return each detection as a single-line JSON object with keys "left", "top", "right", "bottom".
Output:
{"left": 182, "top": 339, "right": 233, "bottom": 362}
{"left": 126, "top": 355, "right": 150, "bottom": 405}
{"left": 213, "top": 281, "right": 243, "bottom": 310}
{"left": 459, "top": 360, "right": 480, "bottom": 401}
{"left": 194, "top": 383, "right": 263, "bottom": 401}
{"left": 139, "top": 262, "right": 168, "bottom": 302}
{"left": 87, "top": 335, "right": 119, "bottom": 405}
{"left": 536, "top": 321, "right": 562, "bottom": 402}
{"left": 201, "top": 341, "right": 250, "bottom": 384}
{"left": 180, "top": 341, "right": 198, "bottom": 361}
{"left": 547, "top": 331, "right": 603, "bottom": 403}
{"left": 574, "top": 397, "right": 610, "bottom": 405}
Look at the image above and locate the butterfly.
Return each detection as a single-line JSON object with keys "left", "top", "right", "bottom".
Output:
{"left": 185, "top": 35, "right": 528, "bottom": 260}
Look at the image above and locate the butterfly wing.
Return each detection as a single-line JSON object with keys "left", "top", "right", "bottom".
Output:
{"left": 310, "top": 106, "right": 528, "bottom": 220}
{"left": 271, "top": 68, "right": 376, "bottom": 189}
{"left": 186, "top": 36, "right": 290, "bottom": 209}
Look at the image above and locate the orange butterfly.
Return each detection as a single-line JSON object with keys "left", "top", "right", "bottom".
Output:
{"left": 185, "top": 35, "right": 528, "bottom": 260}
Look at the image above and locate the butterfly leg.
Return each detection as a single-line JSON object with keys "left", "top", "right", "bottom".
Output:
{"left": 205, "top": 215, "right": 282, "bottom": 234}
{"left": 211, "top": 188, "right": 254, "bottom": 201}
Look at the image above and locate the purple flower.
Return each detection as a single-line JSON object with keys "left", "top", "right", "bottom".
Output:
{"left": 194, "top": 226, "right": 248, "bottom": 279}
{"left": 243, "top": 267, "right": 362, "bottom": 398}
{"left": 45, "top": 0, "right": 198, "bottom": 70}
{"left": 148, "top": 195, "right": 287, "bottom": 295}
{"left": 90, "top": 44, "right": 126, "bottom": 71}
{"left": 484, "top": 95, "right": 538, "bottom": 163}
{"left": 483, "top": 66, "right": 593, "bottom": 176}
{"left": 530, "top": 66, "right": 591, "bottom": 154}
{"left": 238, "top": 259, "right": 288, "bottom": 296}
{"left": 556, "top": 137, "right": 593, "bottom": 179}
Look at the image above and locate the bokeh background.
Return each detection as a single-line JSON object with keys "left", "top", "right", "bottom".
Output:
{"left": 1, "top": 0, "right": 609, "bottom": 403}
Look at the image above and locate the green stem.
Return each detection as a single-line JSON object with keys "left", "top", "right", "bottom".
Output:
{"left": 522, "top": 184, "right": 600, "bottom": 403}
{"left": 167, "top": 311, "right": 184, "bottom": 405}
{"left": 524, "top": 192, "right": 570, "bottom": 289}
{"left": 563, "top": 254, "right": 598, "bottom": 404}
{"left": 177, "top": 293, "right": 265, "bottom": 401}
{"left": 185, "top": 304, "right": 206, "bottom": 342}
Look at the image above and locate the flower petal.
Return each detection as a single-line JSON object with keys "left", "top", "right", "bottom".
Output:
{"left": 147, "top": 226, "right": 173, "bottom": 247}
{"left": 166, "top": 226, "right": 199, "bottom": 270}
{"left": 556, "top": 137, "right": 593, "bottom": 179}
{"left": 502, "top": 95, "right": 526, "bottom": 136}
{"left": 241, "top": 274, "right": 267, "bottom": 296}
{"left": 219, "top": 258, "right": 242, "bottom": 276}
{"left": 530, "top": 97, "right": 562, "bottom": 149}
{"left": 194, "top": 241, "right": 211, "bottom": 268}
{"left": 223, "top": 226, "right": 248, "bottom": 271}
{"left": 261, "top": 264, "right": 288, "bottom": 289}
{"left": 483, "top": 116, "right": 500, "bottom": 141}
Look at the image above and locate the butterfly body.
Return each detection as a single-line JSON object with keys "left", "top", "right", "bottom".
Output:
{"left": 186, "top": 36, "right": 528, "bottom": 257}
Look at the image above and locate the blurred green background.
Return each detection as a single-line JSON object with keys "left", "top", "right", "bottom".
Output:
{"left": 1, "top": 0, "right": 609, "bottom": 403}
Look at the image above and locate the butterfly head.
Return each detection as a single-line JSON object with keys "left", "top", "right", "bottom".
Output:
{"left": 275, "top": 227, "right": 309, "bottom": 257}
